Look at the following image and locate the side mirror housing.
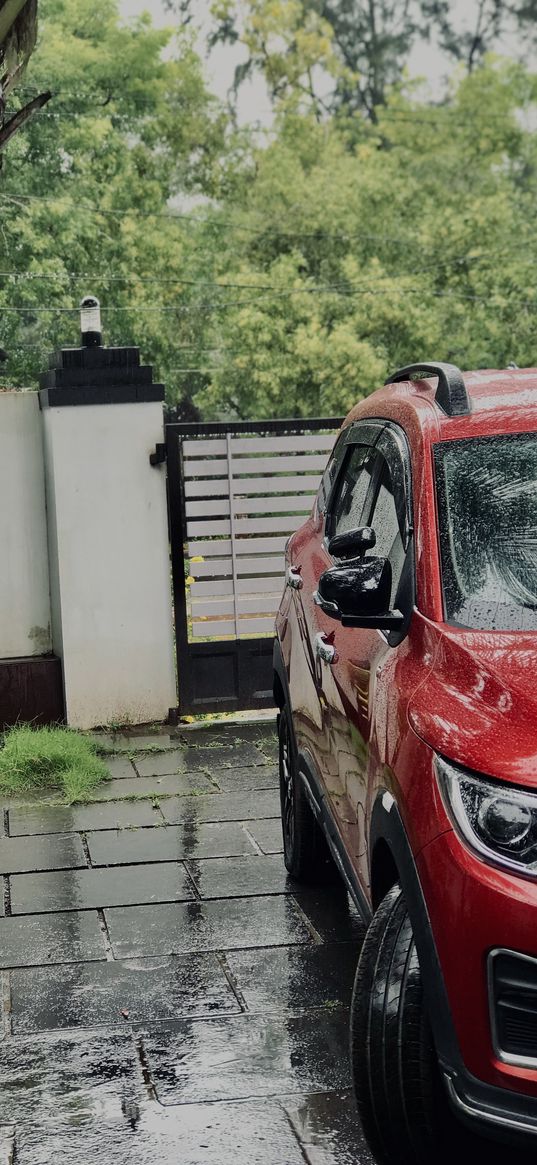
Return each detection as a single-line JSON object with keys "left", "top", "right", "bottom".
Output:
{"left": 315, "top": 557, "right": 404, "bottom": 630}
{"left": 328, "top": 526, "right": 376, "bottom": 559}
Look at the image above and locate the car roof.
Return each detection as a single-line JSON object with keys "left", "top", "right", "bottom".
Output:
{"left": 342, "top": 367, "right": 537, "bottom": 443}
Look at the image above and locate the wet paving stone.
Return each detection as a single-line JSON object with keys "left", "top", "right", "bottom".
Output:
{"left": 133, "top": 748, "right": 203, "bottom": 777}
{"left": 92, "top": 732, "right": 177, "bottom": 753}
{"left": 225, "top": 943, "right": 357, "bottom": 1014}
{"left": 9, "top": 862, "right": 196, "bottom": 914}
{"left": 143, "top": 1011, "right": 350, "bottom": 1103}
{"left": 105, "top": 895, "right": 313, "bottom": 958}
{"left": 8, "top": 800, "right": 163, "bottom": 837}
{"left": 160, "top": 789, "right": 280, "bottom": 826}
{"left": 0, "top": 910, "right": 105, "bottom": 968}
{"left": 176, "top": 720, "right": 277, "bottom": 746}
{"left": 10, "top": 953, "right": 241, "bottom": 1032}
{"left": 0, "top": 1028, "right": 140, "bottom": 1133}
{"left": 0, "top": 1127, "right": 14, "bottom": 1165}
{"left": 186, "top": 854, "right": 291, "bottom": 899}
{"left": 246, "top": 818, "right": 284, "bottom": 854}
{"left": 0, "top": 832, "right": 86, "bottom": 874}
{"left": 134, "top": 743, "right": 264, "bottom": 777}
{"left": 214, "top": 764, "right": 278, "bottom": 793}
{"left": 88, "top": 821, "right": 257, "bottom": 866}
{"left": 14, "top": 1097, "right": 308, "bottom": 1165}
{"left": 284, "top": 1090, "right": 376, "bottom": 1165}
{"left": 293, "top": 888, "right": 367, "bottom": 947}
{"left": 104, "top": 756, "right": 137, "bottom": 780}
{"left": 90, "top": 772, "right": 217, "bottom": 802}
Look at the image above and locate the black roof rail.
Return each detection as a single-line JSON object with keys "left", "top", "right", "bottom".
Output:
{"left": 384, "top": 361, "right": 470, "bottom": 417}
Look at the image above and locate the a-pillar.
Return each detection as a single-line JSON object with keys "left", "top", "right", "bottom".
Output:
{"left": 39, "top": 311, "right": 176, "bottom": 729}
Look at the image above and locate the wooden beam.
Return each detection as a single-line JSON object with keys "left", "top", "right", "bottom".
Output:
{"left": 0, "top": 0, "right": 30, "bottom": 48}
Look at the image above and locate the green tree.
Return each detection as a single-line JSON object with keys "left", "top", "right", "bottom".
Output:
{"left": 205, "top": 0, "right": 427, "bottom": 118}
{"left": 192, "top": 61, "right": 537, "bottom": 419}
{"left": 3, "top": 0, "right": 537, "bottom": 424}
{"left": 0, "top": 0, "right": 237, "bottom": 401}
{"left": 191, "top": 0, "right": 537, "bottom": 116}
{"left": 422, "top": 1, "right": 537, "bottom": 73}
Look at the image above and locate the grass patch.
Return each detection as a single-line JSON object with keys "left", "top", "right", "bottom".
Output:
{"left": 0, "top": 726, "right": 109, "bottom": 805}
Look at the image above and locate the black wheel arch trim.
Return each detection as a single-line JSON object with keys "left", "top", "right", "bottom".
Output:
{"left": 273, "top": 636, "right": 289, "bottom": 712}
{"left": 369, "top": 790, "right": 462, "bottom": 1074}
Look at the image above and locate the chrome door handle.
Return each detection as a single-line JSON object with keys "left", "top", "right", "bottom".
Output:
{"left": 314, "top": 632, "right": 338, "bottom": 665}
{"left": 286, "top": 565, "right": 303, "bottom": 591}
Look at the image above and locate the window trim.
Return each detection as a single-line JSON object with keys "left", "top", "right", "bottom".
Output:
{"left": 324, "top": 420, "right": 413, "bottom": 548}
{"left": 322, "top": 420, "right": 385, "bottom": 545}
{"left": 323, "top": 419, "right": 416, "bottom": 642}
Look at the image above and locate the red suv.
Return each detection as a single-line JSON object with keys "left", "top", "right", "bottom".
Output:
{"left": 274, "top": 362, "right": 537, "bottom": 1163}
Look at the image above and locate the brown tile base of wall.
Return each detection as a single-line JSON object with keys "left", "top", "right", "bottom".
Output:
{"left": 0, "top": 655, "right": 64, "bottom": 729}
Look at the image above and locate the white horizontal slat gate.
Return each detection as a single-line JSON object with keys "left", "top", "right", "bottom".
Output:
{"left": 166, "top": 416, "right": 342, "bottom": 715}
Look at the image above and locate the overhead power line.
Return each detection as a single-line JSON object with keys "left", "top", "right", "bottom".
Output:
{"left": 0, "top": 191, "right": 451, "bottom": 246}
{"left": 0, "top": 254, "right": 504, "bottom": 296}
{"left": 3, "top": 194, "right": 536, "bottom": 271}
{"left": 1, "top": 286, "right": 536, "bottom": 315}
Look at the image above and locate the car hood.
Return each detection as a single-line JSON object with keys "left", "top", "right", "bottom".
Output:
{"left": 408, "top": 622, "right": 537, "bottom": 787}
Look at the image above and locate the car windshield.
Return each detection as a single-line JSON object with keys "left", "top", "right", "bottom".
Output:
{"left": 434, "top": 432, "right": 537, "bottom": 631}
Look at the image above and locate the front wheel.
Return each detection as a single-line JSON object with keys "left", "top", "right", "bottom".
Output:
{"left": 350, "top": 884, "right": 474, "bottom": 1164}
{"left": 278, "top": 706, "right": 337, "bottom": 884}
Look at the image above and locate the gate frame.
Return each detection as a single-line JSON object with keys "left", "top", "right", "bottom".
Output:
{"left": 166, "top": 416, "right": 341, "bottom": 717}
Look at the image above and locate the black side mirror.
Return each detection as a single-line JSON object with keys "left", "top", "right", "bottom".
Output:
{"left": 328, "top": 526, "right": 376, "bottom": 559}
{"left": 315, "top": 557, "right": 404, "bottom": 630}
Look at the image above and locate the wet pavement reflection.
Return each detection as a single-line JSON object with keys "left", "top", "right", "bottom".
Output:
{"left": 0, "top": 722, "right": 373, "bottom": 1163}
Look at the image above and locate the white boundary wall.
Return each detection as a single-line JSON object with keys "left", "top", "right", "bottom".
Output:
{"left": 0, "top": 391, "right": 52, "bottom": 659}
{"left": 43, "top": 400, "right": 177, "bottom": 729}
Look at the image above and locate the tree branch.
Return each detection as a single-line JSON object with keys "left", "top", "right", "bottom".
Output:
{"left": 0, "top": 90, "right": 51, "bottom": 152}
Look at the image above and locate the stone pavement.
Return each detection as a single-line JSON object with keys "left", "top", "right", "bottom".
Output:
{"left": 0, "top": 719, "right": 374, "bottom": 1165}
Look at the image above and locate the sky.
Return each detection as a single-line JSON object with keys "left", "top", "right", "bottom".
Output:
{"left": 119, "top": 0, "right": 522, "bottom": 123}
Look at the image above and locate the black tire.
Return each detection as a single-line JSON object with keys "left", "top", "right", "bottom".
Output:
{"left": 278, "top": 705, "right": 337, "bottom": 884}
{"left": 351, "top": 884, "right": 467, "bottom": 1165}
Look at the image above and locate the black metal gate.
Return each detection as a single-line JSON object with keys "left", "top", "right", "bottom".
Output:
{"left": 166, "top": 417, "right": 340, "bottom": 716}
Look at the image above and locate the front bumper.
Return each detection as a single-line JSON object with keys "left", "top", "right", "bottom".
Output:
{"left": 445, "top": 1065, "right": 537, "bottom": 1144}
{"left": 417, "top": 827, "right": 537, "bottom": 1121}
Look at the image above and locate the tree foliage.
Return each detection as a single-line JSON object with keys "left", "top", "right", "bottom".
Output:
{"left": 194, "top": 61, "right": 537, "bottom": 418}
{"left": 204, "top": 0, "right": 537, "bottom": 116}
{"left": 423, "top": 1, "right": 537, "bottom": 72}
{"left": 0, "top": 0, "right": 241, "bottom": 401}
{"left": 1, "top": 0, "right": 537, "bottom": 423}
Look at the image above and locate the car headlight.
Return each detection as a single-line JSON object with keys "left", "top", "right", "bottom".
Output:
{"left": 436, "top": 756, "right": 537, "bottom": 876}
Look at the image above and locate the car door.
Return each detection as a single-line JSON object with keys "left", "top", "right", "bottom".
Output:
{"left": 286, "top": 423, "right": 384, "bottom": 826}
{"left": 283, "top": 430, "right": 348, "bottom": 777}
{"left": 318, "top": 423, "right": 414, "bottom": 897}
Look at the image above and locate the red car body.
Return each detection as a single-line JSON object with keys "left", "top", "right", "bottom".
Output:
{"left": 274, "top": 366, "right": 537, "bottom": 1142}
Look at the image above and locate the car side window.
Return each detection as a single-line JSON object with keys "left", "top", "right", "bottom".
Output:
{"left": 327, "top": 444, "right": 376, "bottom": 541}
{"left": 368, "top": 456, "right": 406, "bottom": 606}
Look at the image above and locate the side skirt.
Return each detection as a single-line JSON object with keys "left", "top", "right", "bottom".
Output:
{"left": 297, "top": 752, "right": 373, "bottom": 925}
